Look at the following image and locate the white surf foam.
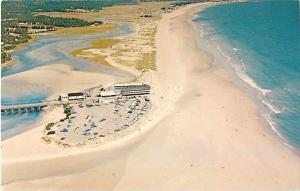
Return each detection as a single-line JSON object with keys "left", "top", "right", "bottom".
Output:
{"left": 264, "top": 113, "right": 284, "bottom": 139}
{"left": 213, "top": 40, "right": 282, "bottom": 114}
{"left": 193, "top": 9, "right": 297, "bottom": 153}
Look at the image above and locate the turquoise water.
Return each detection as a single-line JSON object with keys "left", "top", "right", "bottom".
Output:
{"left": 1, "top": 23, "right": 134, "bottom": 139}
{"left": 194, "top": 1, "right": 300, "bottom": 150}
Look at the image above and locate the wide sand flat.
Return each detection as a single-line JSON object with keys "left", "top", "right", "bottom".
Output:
{"left": 2, "top": 2, "right": 300, "bottom": 190}
{"left": 1, "top": 64, "right": 132, "bottom": 100}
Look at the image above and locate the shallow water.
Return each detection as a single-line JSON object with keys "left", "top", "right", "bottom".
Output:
{"left": 2, "top": 23, "right": 134, "bottom": 77}
{"left": 1, "top": 23, "right": 135, "bottom": 139}
{"left": 194, "top": 1, "right": 300, "bottom": 150}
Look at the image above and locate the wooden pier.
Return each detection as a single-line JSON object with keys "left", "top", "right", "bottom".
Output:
{"left": 1, "top": 101, "right": 61, "bottom": 115}
{"left": 1, "top": 97, "right": 99, "bottom": 115}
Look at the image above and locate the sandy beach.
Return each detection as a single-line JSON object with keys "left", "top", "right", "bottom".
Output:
{"left": 2, "top": 2, "right": 300, "bottom": 190}
{"left": 1, "top": 63, "right": 133, "bottom": 100}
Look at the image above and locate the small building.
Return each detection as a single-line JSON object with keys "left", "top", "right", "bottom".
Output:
{"left": 68, "top": 93, "right": 85, "bottom": 101}
{"left": 114, "top": 83, "right": 151, "bottom": 96}
{"left": 100, "top": 90, "right": 117, "bottom": 98}
{"left": 59, "top": 94, "right": 68, "bottom": 102}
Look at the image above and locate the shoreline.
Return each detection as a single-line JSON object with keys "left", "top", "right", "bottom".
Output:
{"left": 191, "top": 4, "right": 300, "bottom": 154}
{"left": 1, "top": 34, "right": 39, "bottom": 69}
{"left": 2, "top": 2, "right": 188, "bottom": 183}
{"left": 1, "top": 62, "right": 135, "bottom": 141}
{"left": 1, "top": 59, "right": 15, "bottom": 69}
{"left": 2, "top": 2, "right": 300, "bottom": 190}
{"left": 1, "top": 21, "right": 137, "bottom": 140}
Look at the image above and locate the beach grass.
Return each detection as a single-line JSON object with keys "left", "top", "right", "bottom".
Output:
{"left": 111, "top": 50, "right": 156, "bottom": 71}
{"left": 117, "top": 59, "right": 135, "bottom": 66}
{"left": 54, "top": 23, "right": 117, "bottom": 36}
{"left": 41, "top": 136, "right": 52, "bottom": 144}
{"left": 136, "top": 51, "right": 156, "bottom": 71}
{"left": 70, "top": 49, "right": 84, "bottom": 57}
{"left": 111, "top": 50, "right": 125, "bottom": 57}
{"left": 91, "top": 39, "right": 121, "bottom": 49}
{"left": 56, "top": 2, "right": 161, "bottom": 71}
{"left": 71, "top": 48, "right": 112, "bottom": 66}
{"left": 70, "top": 38, "right": 120, "bottom": 66}
{"left": 83, "top": 54, "right": 110, "bottom": 66}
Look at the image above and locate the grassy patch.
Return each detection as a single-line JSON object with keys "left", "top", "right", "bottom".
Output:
{"left": 14, "top": 34, "right": 39, "bottom": 51}
{"left": 117, "top": 59, "right": 135, "bottom": 67}
{"left": 91, "top": 39, "right": 120, "bottom": 49}
{"left": 71, "top": 48, "right": 110, "bottom": 66}
{"left": 70, "top": 48, "right": 83, "bottom": 57}
{"left": 135, "top": 51, "right": 156, "bottom": 71}
{"left": 46, "top": 122, "right": 54, "bottom": 131}
{"left": 41, "top": 136, "right": 52, "bottom": 144}
{"left": 111, "top": 50, "right": 124, "bottom": 57}
{"left": 70, "top": 38, "right": 120, "bottom": 66}
{"left": 54, "top": 23, "right": 117, "bottom": 36}
{"left": 85, "top": 55, "right": 110, "bottom": 65}
{"left": 115, "top": 51, "right": 156, "bottom": 71}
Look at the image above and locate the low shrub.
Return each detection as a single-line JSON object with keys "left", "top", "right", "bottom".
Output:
{"left": 45, "top": 122, "right": 54, "bottom": 130}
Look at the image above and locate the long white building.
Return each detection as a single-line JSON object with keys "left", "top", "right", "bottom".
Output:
{"left": 114, "top": 83, "right": 151, "bottom": 96}
{"left": 68, "top": 93, "right": 85, "bottom": 100}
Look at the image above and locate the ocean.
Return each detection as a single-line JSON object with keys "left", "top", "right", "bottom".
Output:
{"left": 193, "top": 1, "right": 300, "bottom": 150}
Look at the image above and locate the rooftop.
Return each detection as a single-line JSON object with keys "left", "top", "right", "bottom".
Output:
{"left": 68, "top": 92, "right": 84, "bottom": 96}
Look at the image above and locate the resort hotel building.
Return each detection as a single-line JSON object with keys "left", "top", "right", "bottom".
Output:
{"left": 114, "top": 83, "right": 151, "bottom": 96}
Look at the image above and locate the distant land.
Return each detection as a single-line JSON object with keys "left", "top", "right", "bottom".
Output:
{"left": 1, "top": 0, "right": 136, "bottom": 65}
{"left": 1, "top": 0, "right": 200, "bottom": 66}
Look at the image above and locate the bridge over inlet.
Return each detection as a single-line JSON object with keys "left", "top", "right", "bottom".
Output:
{"left": 1, "top": 101, "right": 62, "bottom": 115}
{"left": 1, "top": 97, "right": 99, "bottom": 115}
